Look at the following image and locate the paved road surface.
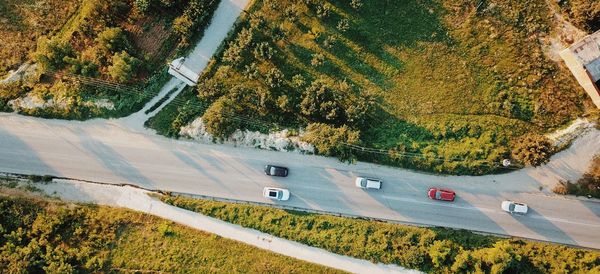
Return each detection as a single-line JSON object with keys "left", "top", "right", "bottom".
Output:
{"left": 1, "top": 113, "right": 600, "bottom": 249}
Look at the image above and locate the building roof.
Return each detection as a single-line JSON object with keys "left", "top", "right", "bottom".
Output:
{"left": 568, "top": 30, "right": 600, "bottom": 81}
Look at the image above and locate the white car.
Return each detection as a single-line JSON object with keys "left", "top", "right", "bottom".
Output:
{"left": 501, "top": 200, "right": 528, "bottom": 214}
{"left": 263, "top": 187, "right": 290, "bottom": 201}
{"left": 355, "top": 177, "right": 382, "bottom": 189}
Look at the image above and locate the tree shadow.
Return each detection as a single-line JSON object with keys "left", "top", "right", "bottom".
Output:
{"left": 79, "top": 135, "right": 156, "bottom": 188}
{"left": 513, "top": 207, "right": 578, "bottom": 246}
{"left": 356, "top": 172, "right": 509, "bottom": 235}
{"left": 0, "top": 127, "right": 60, "bottom": 176}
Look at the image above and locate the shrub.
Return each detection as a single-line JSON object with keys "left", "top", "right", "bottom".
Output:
{"left": 561, "top": 0, "right": 600, "bottom": 32}
{"left": 301, "top": 123, "right": 359, "bottom": 162}
{"left": 310, "top": 53, "right": 325, "bottom": 66}
{"left": 33, "top": 36, "right": 75, "bottom": 71}
{"left": 552, "top": 181, "right": 568, "bottom": 195}
{"left": 300, "top": 78, "right": 345, "bottom": 124}
{"left": 107, "top": 51, "right": 140, "bottom": 83}
{"left": 95, "top": 27, "right": 130, "bottom": 54}
{"left": 202, "top": 97, "right": 241, "bottom": 139}
{"left": 157, "top": 221, "right": 176, "bottom": 236}
{"left": 510, "top": 133, "right": 554, "bottom": 166}
{"left": 350, "top": 0, "right": 363, "bottom": 10}
{"left": 336, "top": 19, "right": 350, "bottom": 32}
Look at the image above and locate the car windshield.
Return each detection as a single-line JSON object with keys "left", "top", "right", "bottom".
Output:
{"left": 270, "top": 167, "right": 276, "bottom": 174}
{"left": 268, "top": 190, "right": 278, "bottom": 198}
{"left": 435, "top": 191, "right": 441, "bottom": 199}
{"left": 360, "top": 179, "right": 367, "bottom": 187}
{"left": 509, "top": 203, "right": 515, "bottom": 212}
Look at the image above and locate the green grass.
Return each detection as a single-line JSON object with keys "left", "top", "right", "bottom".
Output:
{"left": 161, "top": 195, "right": 600, "bottom": 273}
{"left": 0, "top": 191, "right": 343, "bottom": 273}
{"left": 152, "top": 0, "right": 586, "bottom": 174}
{"left": 145, "top": 85, "right": 208, "bottom": 137}
{"left": 1, "top": 0, "right": 223, "bottom": 120}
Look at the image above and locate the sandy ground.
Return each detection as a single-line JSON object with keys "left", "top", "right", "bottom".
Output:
{"left": 39, "top": 179, "right": 421, "bottom": 274}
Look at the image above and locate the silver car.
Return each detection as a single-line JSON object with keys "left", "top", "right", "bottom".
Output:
{"left": 355, "top": 177, "right": 382, "bottom": 189}
{"left": 501, "top": 200, "right": 528, "bottom": 214}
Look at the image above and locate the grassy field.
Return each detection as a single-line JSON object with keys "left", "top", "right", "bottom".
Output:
{"left": 162, "top": 195, "right": 600, "bottom": 273}
{"left": 149, "top": 0, "right": 588, "bottom": 174}
{"left": 0, "top": 187, "right": 343, "bottom": 273}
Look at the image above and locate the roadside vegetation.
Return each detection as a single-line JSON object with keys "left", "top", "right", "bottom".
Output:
{"left": 0, "top": 187, "right": 342, "bottom": 273}
{"left": 553, "top": 155, "right": 600, "bottom": 198}
{"left": 162, "top": 195, "right": 600, "bottom": 273}
{"left": 149, "top": 0, "right": 587, "bottom": 175}
{"left": 0, "top": 0, "right": 220, "bottom": 119}
{"left": 559, "top": 0, "right": 600, "bottom": 32}
{"left": 0, "top": 0, "right": 77, "bottom": 79}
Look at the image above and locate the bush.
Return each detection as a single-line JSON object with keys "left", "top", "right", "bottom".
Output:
{"left": 107, "top": 51, "right": 140, "bottom": 83}
{"left": 95, "top": 27, "right": 130, "bottom": 54}
{"left": 33, "top": 36, "right": 75, "bottom": 71}
{"left": 202, "top": 97, "right": 241, "bottom": 139}
{"left": 511, "top": 133, "right": 554, "bottom": 166}
{"left": 561, "top": 0, "right": 600, "bottom": 32}
{"left": 552, "top": 181, "right": 568, "bottom": 195}
{"left": 301, "top": 123, "right": 359, "bottom": 162}
{"left": 300, "top": 79, "right": 345, "bottom": 124}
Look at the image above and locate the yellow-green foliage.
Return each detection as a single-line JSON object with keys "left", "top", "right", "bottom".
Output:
{"left": 163, "top": 195, "right": 600, "bottom": 273}
{"left": 0, "top": 194, "right": 342, "bottom": 273}
{"left": 0, "top": 0, "right": 79, "bottom": 77}
{"left": 168, "top": 0, "right": 584, "bottom": 174}
{"left": 1, "top": 0, "right": 221, "bottom": 120}
{"left": 560, "top": 0, "right": 600, "bottom": 32}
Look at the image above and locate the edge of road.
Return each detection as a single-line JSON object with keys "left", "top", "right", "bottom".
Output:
{"left": 3, "top": 171, "right": 599, "bottom": 251}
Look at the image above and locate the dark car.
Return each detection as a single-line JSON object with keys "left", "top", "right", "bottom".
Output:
{"left": 264, "top": 165, "right": 289, "bottom": 177}
{"left": 428, "top": 187, "right": 456, "bottom": 201}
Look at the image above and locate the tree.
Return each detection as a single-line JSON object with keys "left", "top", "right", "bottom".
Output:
{"left": 310, "top": 53, "right": 325, "bottom": 66}
{"left": 173, "top": 15, "right": 194, "bottom": 39}
{"left": 202, "top": 97, "right": 241, "bottom": 140}
{"left": 95, "top": 27, "right": 129, "bottom": 54}
{"left": 300, "top": 78, "right": 345, "bottom": 124}
{"left": 253, "top": 42, "right": 274, "bottom": 60}
{"left": 510, "top": 133, "right": 554, "bottom": 166}
{"left": 265, "top": 67, "right": 284, "bottom": 88}
{"left": 301, "top": 123, "right": 359, "bottom": 162}
{"left": 107, "top": 51, "right": 139, "bottom": 83}
{"left": 33, "top": 36, "right": 74, "bottom": 71}
{"left": 429, "top": 240, "right": 460, "bottom": 268}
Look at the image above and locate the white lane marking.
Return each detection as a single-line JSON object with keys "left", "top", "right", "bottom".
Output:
{"left": 528, "top": 214, "right": 600, "bottom": 227}
{"left": 382, "top": 195, "right": 600, "bottom": 228}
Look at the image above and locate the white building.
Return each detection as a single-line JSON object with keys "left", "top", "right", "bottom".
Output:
{"left": 168, "top": 57, "right": 200, "bottom": 86}
{"left": 560, "top": 30, "right": 600, "bottom": 109}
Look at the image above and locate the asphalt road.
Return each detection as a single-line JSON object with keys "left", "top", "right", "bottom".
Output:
{"left": 1, "top": 113, "right": 600, "bottom": 249}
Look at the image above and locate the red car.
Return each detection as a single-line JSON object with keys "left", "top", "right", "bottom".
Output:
{"left": 428, "top": 188, "right": 456, "bottom": 201}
